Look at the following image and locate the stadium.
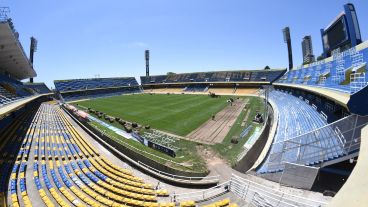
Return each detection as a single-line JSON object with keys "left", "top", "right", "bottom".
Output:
{"left": 0, "top": 1, "right": 368, "bottom": 207}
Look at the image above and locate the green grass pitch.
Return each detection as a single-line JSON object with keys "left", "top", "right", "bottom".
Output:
{"left": 76, "top": 94, "right": 230, "bottom": 136}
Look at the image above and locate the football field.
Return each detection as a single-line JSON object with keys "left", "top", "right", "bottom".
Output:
{"left": 76, "top": 93, "right": 230, "bottom": 136}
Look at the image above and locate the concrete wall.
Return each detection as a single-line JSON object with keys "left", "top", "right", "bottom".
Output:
{"left": 233, "top": 105, "right": 273, "bottom": 173}
{"left": 280, "top": 163, "right": 319, "bottom": 190}
{"left": 328, "top": 125, "right": 368, "bottom": 206}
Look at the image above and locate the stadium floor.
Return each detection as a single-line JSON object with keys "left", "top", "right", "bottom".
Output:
{"left": 187, "top": 98, "right": 248, "bottom": 144}
{"left": 75, "top": 94, "right": 230, "bottom": 136}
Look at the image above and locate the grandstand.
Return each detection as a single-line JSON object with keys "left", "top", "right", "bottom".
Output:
{"left": 0, "top": 17, "right": 52, "bottom": 110}
{"left": 2, "top": 2, "right": 368, "bottom": 207}
{"left": 23, "top": 82, "right": 51, "bottom": 94}
{"left": 0, "top": 73, "right": 52, "bottom": 107}
{"left": 257, "top": 39, "right": 368, "bottom": 178}
{"left": 54, "top": 77, "right": 141, "bottom": 101}
{"left": 257, "top": 89, "right": 367, "bottom": 174}
{"left": 140, "top": 69, "right": 285, "bottom": 85}
{"left": 276, "top": 42, "right": 368, "bottom": 94}
{"left": 4, "top": 103, "right": 175, "bottom": 207}
{"left": 140, "top": 69, "right": 285, "bottom": 95}
{"left": 275, "top": 41, "right": 368, "bottom": 116}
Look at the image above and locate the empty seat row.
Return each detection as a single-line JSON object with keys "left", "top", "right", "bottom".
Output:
{"left": 29, "top": 103, "right": 174, "bottom": 206}
{"left": 140, "top": 70, "right": 286, "bottom": 85}
{"left": 60, "top": 86, "right": 141, "bottom": 101}
{"left": 24, "top": 83, "right": 51, "bottom": 94}
{"left": 0, "top": 102, "right": 240, "bottom": 206}
{"left": 258, "top": 90, "right": 344, "bottom": 173}
{"left": 276, "top": 45, "right": 368, "bottom": 94}
{"left": 54, "top": 77, "right": 139, "bottom": 92}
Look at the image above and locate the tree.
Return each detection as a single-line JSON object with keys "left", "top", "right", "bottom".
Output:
{"left": 317, "top": 55, "right": 324, "bottom": 61}
{"left": 167, "top": 72, "right": 176, "bottom": 75}
{"left": 264, "top": 66, "right": 271, "bottom": 70}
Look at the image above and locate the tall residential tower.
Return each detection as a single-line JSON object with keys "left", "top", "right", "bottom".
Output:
{"left": 302, "top": 35, "right": 315, "bottom": 64}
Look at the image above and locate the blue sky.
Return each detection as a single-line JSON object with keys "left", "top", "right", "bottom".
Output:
{"left": 3, "top": 0, "right": 368, "bottom": 88}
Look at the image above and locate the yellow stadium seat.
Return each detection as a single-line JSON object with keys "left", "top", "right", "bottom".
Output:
{"left": 180, "top": 200, "right": 196, "bottom": 207}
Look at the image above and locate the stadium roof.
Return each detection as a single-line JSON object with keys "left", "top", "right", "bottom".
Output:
{"left": 0, "top": 21, "right": 36, "bottom": 80}
{"left": 53, "top": 76, "right": 135, "bottom": 82}
{"left": 145, "top": 68, "right": 286, "bottom": 77}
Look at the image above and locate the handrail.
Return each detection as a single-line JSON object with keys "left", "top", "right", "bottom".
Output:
{"left": 166, "top": 174, "right": 329, "bottom": 206}
{"left": 231, "top": 180, "right": 300, "bottom": 207}
{"left": 272, "top": 114, "right": 354, "bottom": 145}
{"left": 171, "top": 181, "right": 230, "bottom": 202}
{"left": 231, "top": 174, "right": 329, "bottom": 206}
{"left": 138, "top": 161, "right": 220, "bottom": 182}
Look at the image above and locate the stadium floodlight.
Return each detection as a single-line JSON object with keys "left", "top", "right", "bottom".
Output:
{"left": 145, "top": 50, "right": 149, "bottom": 60}
{"left": 282, "top": 27, "right": 293, "bottom": 70}
{"left": 282, "top": 27, "right": 290, "bottom": 43}
{"left": 145, "top": 50, "right": 150, "bottom": 77}
{"left": 30, "top": 37, "right": 38, "bottom": 63}
{"left": 30, "top": 37, "right": 38, "bottom": 52}
{"left": 29, "top": 37, "right": 38, "bottom": 83}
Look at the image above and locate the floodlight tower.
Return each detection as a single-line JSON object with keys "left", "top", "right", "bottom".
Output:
{"left": 283, "top": 27, "right": 293, "bottom": 71}
{"left": 145, "top": 50, "right": 150, "bottom": 77}
{"left": 29, "top": 37, "right": 38, "bottom": 83}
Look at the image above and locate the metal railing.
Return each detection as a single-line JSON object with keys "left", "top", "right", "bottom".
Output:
{"left": 264, "top": 115, "right": 368, "bottom": 172}
{"left": 88, "top": 122, "right": 191, "bottom": 168}
{"left": 229, "top": 174, "right": 328, "bottom": 207}
{"left": 170, "top": 181, "right": 230, "bottom": 202}
{"left": 138, "top": 161, "right": 219, "bottom": 183}
{"left": 350, "top": 72, "right": 366, "bottom": 93}
{"left": 171, "top": 174, "right": 328, "bottom": 206}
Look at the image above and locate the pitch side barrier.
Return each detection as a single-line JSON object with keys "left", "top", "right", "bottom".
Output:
{"left": 62, "top": 106, "right": 220, "bottom": 186}
{"left": 138, "top": 161, "right": 219, "bottom": 183}
{"left": 172, "top": 174, "right": 328, "bottom": 206}
{"left": 234, "top": 103, "right": 273, "bottom": 172}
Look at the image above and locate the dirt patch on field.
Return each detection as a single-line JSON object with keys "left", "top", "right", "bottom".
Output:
{"left": 196, "top": 145, "right": 228, "bottom": 166}
{"left": 186, "top": 98, "right": 248, "bottom": 145}
{"left": 196, "top": 145, "right": 234, "bottom": 181}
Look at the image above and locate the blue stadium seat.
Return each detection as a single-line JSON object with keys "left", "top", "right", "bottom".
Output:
{"left": 140, "top": 69, "right": 286, "bottom": 85}
{"left": 276, "top": 46, "right": 368, "bottom": 94}
{"left": 24, "top": 83, "right": 51, "bottom": 94}
{"left": 257, "top": 90, "right": 345, "bottom": 173}
{"left": 54, "top": 77, "right": 141, "bottom": 101}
